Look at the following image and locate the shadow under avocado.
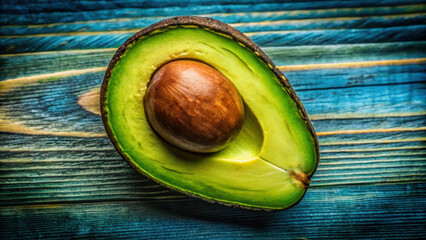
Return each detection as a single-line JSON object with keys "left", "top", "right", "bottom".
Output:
{"left": 141, "top": 189, "right": 282, "bottom": 229}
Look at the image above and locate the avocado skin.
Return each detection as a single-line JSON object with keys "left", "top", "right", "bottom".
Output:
{"left": 100, "top": 16, "right": 319, "bottom": 211}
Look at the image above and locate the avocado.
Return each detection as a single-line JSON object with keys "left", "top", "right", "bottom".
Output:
{"left": 144, "top": 59, "right": 245, "bottom": 153}
{"left": 100, "top": 16, "right": 319, "bottom": 210}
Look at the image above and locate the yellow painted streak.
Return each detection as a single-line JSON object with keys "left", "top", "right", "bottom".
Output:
{"left": 77, "top": 88, "right": 101, "bottom": 115}
{"left": 320, "top": 146, "right": 426, "bottom": 153}
{"left": 0, "top": 48, "right": 116, "bottom": 58}
{"left": 0, "top": 118, "right": 106, "bottom": 137}
{"left": 0, "top": 176, "right": 140, "bottom": 184}
{"left": 0, "top": 68, "right": 105, "bottom": 137}
{"left": 1, "top": 3, "right": 423, "bottom": 28}
{"left": 320, "top": 152, "right": 425, "bottom": 160}
{"left": 317, "top": 127, "right": 426, "bottom": 136}
{"left": 0, "top": 148, "right": 114, "bottom": 152}
{"left": 2, "top": 138, "right": 426, "bottom": 152}
{"left": 320, "top": 138, "right": 426, "bottom": 146}
{"left": 320, "top": 158, "right": 425, "bottom": 166}
{"left": 0, "top": 29, "right": 141, "bottom": 38}
{"left": 3, "top": 11, "right": 425, "bottom": 38}
{"left": 319, "top": 163, "right": 426, "bottom": 171}
{"left": 231, "top": 12, "right": 426, "bottom": 27}
{"left": 2, "top": 18, "right": 138, "bottom": 28}
{"left": 0, "top": 67, "right": 106, "bottom": 93}
{"left": 315, "top": 169, "right": 424, "bottom": 177}
{"left": 309, "top": 112, "right": 426, "bottom": 120}
{"left": 279, "top": 58, "right": 426, "bottom": 71}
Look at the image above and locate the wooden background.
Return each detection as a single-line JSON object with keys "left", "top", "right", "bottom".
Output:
{"left": 1, "top": 0, "right": 425, "bottom": 239}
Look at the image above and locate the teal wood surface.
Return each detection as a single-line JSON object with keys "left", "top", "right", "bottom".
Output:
{"left": 1, "top": 0, "right": 425, "bottom": 239}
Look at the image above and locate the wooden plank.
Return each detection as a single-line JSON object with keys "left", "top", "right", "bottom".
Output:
{"left": 2, "top": 5, "right": 424, "bottom": 36}
{"left": 0, "top": 44, "right": 424, "bottom": 202}
{"left": 0, "top": 130, "right": 424, "bottom": 204}
{"left": 0, "top": 49, "right": 114, "bottom": 80}
{"left": 1, "top": 127, "right": 425, "bottom": 151}
{"left": 0, "top": 161, "right": 425, "bottom": 195}
{"left": 1, "top": 61, "right": 425, "bottom": 136}
{"left": 0, "top": 183, "right": 424, "bottom": 239}
{"left": 1, "top": 58, "right": 424, "bottom": 91}
{"left": 0, "top": 133, "right": 113, "bottom": 151}
{"left": 2, "top": 11, "right": 425, "bottom": 36}
{"left": 3, "top": 0, "right": 421, "bottom": 13}
{"left": 267, "top": 41, "right": 426, "bottom": 65}
{"left": 313, "top": 115, "right": 426, "bottom": 135}
{"left": 0, "top": 80, "right": 425, "bottom": 136}
{"left": 319, "top": 129, "right": 426, "bottom": 146}
{"left": 235, "top": 13, "right": 426, "bottom": 32}
{"left": 1, "top": 1, "right": 423, "bottom": 25}
{"left": 286, "top": 60, "right": 426, "bottom": 89}
{"left": 2, "top": 83, "right": 423, "bottom": 203}
{"left": 2, "top": 42, "right": 425, "bottom": 81}
{"left": 247, "top": 25, "right": 426, "bottom": 46}
{"left": 2, "top": 25, "right": 426, "bottom": 53}
{"left": 299, "top": 82, "right": 425, "bottom": 115}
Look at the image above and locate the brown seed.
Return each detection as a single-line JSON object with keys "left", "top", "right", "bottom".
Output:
{"left": 144, "top": 60, "right": 245, "bottom": 153}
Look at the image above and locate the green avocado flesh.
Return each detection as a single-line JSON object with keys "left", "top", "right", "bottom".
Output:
{"left": 105, "top": 26, "right": 317, "bottom": 210}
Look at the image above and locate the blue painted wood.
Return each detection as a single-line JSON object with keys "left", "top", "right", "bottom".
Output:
{"left": 2, "top": 10, "right": 425, "bottom": 36}
{"left": 1, "top": 0, "right": 424, "bottom": 25}
{"left": 2, "top": 25, "right": 426, "bottom": 54}
{"left": 249, "top": 25, "right": 426, "bottom": 46}
{"left": 1, "top": 126, "right": 425, "bottom": 151}
{"left": 287, "top": 63, "right": 426, "bottom": 90}
{"left": 2, "top": 42, "right": 425, "bottom": 81}
{"left": 0, "top": 0, "right": 425, "bottom": 239}
{"left": 0, "top": 183, "right": 425, "bottom": 239}
{"left": 1, "top": 67, "right": 424, "bottom": 136}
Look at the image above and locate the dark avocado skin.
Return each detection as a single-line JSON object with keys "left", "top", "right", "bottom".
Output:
{"left": 100, "top": 16, "right": 319, "bottom": 211}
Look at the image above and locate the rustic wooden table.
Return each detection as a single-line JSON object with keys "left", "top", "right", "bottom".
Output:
{"left": 1, "top": 1, "right": 425, "bottom": 239}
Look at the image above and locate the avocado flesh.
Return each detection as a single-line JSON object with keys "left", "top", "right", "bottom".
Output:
{"left": 105, "top": 26, "right": 317, "bottom": 210}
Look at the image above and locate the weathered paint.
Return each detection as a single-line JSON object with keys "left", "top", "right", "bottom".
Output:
{"left": 0, "top": 0, "right": 425, "bottom": 238}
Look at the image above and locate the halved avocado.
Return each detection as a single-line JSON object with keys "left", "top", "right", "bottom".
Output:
{"left": 100, "top": 16, "right": 319, "bottom": 210}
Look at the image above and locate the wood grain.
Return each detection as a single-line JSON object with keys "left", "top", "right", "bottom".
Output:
{"left": 2, "top": 25, "right": 425, "bottom": 53}
{"left": 2, "top": 41, "right": 425, "bottom": 81}
{"left": 3, "top": 12, "right": 425, "bottom": 36}
{"left": 0, "top": 1, "right": 425, "bottom": 238}
{"left": 1, "top": 183, "right": 425, "bottom": 239}
{"left": 1, "top": 1, "right": 424, "bottom": 25}
{"left": 279, "top": 58, "right": 426, "bottom": 71}
{"left": 0, "top": 125, "right": 424, "bottom": 205}
{"left": 77, "top": 88, "right": 100, "bottom": 115}
{"left": 1, "top": 64, "right": 424, "bottom": 136}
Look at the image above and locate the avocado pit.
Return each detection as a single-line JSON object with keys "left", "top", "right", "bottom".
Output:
{"left": 144, "top": 60, "right": 245, "bottom": 153}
